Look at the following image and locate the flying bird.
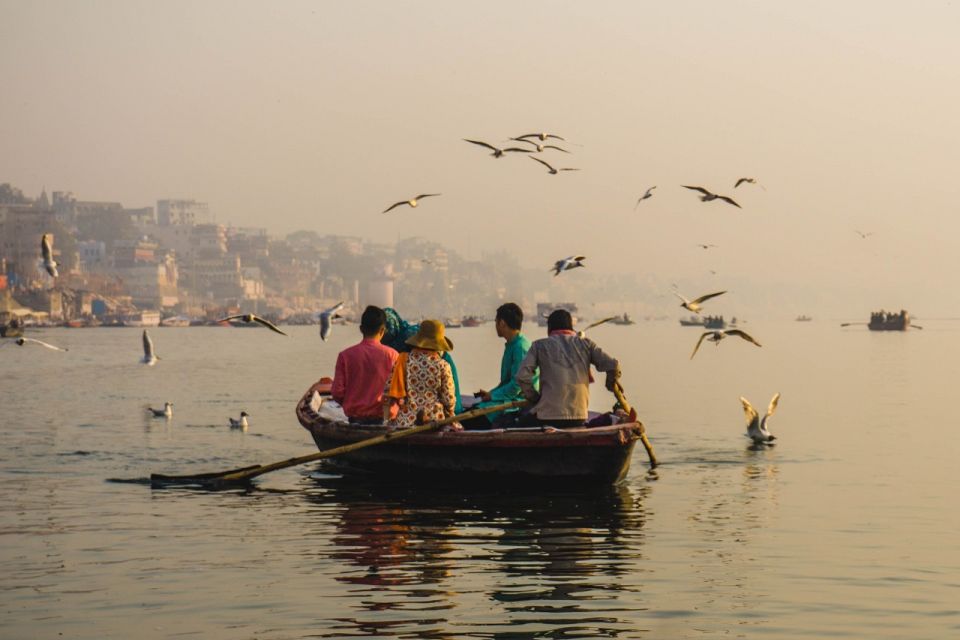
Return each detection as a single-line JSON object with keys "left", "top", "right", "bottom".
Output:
{"left": 854, "top": 230, "right": 875, "bottom": 239}
{"left": 530, "top": 156, "right": 580, "bottom": 175}
{"left": 229, "top": 411, "right": 250, "bottom": 429}
{"left": 147, "top": 402, "right": 173, "bottom": 418}
{"left": 463, "top": 139, "right": 531, "bottom": 158}
{"left": 634, "top": 186, "right": 656, "bottom": 209}
{"left": 40, "top": 234, "right": 58, "bottom": 278}
{"left": 318, "top": 301, "right": 344, "bottom": 341}
{"left": 696, "top": 243, "right": 718, "bottom": 250}
{"left": 551, "top": 255, "right": 586, "bottom": 276}
{"left": 577, "top": 316, "right": 618, "bottom": 337}
{"left": 382, "top": 193, "right": 441, "bottom": 214}
{"left": 516, "top": 133, "right": 566, "bottom": 142}
{"left": 11, "top": 337, "right": 68, "bottom": 351}
{"left": 510, "top": 138, "right": 570, "bottom": 153}
{"left": 741, "top": 393, "right": 780, "bottom": 444}
{"left": 734, "top": 177, "right": 765, "bottom": 190}
{"left": 217, "top": 314, "right": 287, "bottom": 336}
{"left": 141, "top": 329, "right": 159, "bottom": 365}
{"left": 690, "top": 329, "right": 762, "bottom": 359}
{"left": 673, "top": 289, "right": 727, "bottom": 314}
{"left": 682, "top": 185, "right": 741, "bottom": 208}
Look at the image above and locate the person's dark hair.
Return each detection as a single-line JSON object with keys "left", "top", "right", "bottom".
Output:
{"left": 495, "top": 302, "right": 523, "bottom": 331}
{"left": 547, "top": 309, "right": 573, "bottom": 332}
{"left": 360, "top": 305, "right": 387, "bottom": 337}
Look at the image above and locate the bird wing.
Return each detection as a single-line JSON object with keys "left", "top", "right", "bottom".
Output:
{"left": 734, "top": 178, "right": 751, "bottom": 188}
{"left": 382, "top": 201, "right": 406, "bottom": 214}
{"left": 503, "top": 147, "right": 532, "bottom": 153}
{"left": 217, "top": 315, "right": 243, "bottom": 323}
{"left": 672, "top": 290, "right": 691, "bottom": 305}
{"left": 464, "top": 139, "right": 498, "bottom": 152}
{"left": 766, "top": 392, "right": 781, "bottom": 418}
{"left": 545, "top": 134, "right": 566, "bottom": 141}
{"left": 682, "top": 185, "right": 711, "bottom": 196}
{"left": 414, "top": 193, "right": 440, "bottom": 201}
{"left": 41, "top": 234, "right": 53, "bottom": 261}
{"left": 691, "top": 290, "right": 727, "bottom": 305}
{"left": 323, "top": 301, "right": 344, "bottom": 316}
{"left": 559, "top": 167, "right": 580, "bottom": 172}
{"left": 645, "top": 186, "right": 656, "bottom": 197}
{"left": 142, "top": 330, "right": 154, "bottom": 356}
{"left": 253, "top": 316, "right": 288, "bottom": 336}
{"left": 510, "top": 137, "right": 537, "bottom": 147}
{"left": 543, "top": 145, "right": 570, "bottom": 153}
{"left": 690, "top": 332, "right": 711, "bottom": 359}
{"left": 23, "top": 337, "right": 67, "bottom": 351}
{"left": 572, "top": 255, "right": 587, "bottom": 262}
{"left": 724, "top": 329, "right": 761, "bottom": 347}
{"left": 583, "top": 316, "right": 618, "bottom": 331}
{"left": 530, "top": 156, "right": 555, "bottom": 172}
{"left": 717, "top": 195, "right": 742, "bottom": 208}
{"left": 739, "top": 397, "right": 759, "bottom": 426}
{"left": 515, "top": 134, "right": 541, "bottom": 141}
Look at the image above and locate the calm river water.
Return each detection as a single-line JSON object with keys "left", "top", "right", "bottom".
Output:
{"left": 2, "top": 320, "right": 958, "bottom": 639}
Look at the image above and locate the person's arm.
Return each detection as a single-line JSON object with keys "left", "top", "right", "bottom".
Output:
{"left": 442, "top": 352, "right": 463, "bottom": 413}
{"left": 587, "top": 338, "right": 621, "bottom": 390}
{"left": 439, "top": 360, "right": 456, "bottom": 416}
{"left": 331, "top": 353, "right": 347, "bottom": 403}
{"left": 516, "top": 346, "right": 541, "bottom": 402}
{"left": 489, "top": 340, "right": 525, "bottom": 402}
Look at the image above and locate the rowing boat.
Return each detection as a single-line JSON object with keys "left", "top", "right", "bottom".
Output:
{"left": 295, "top": 384, "right": 643, "bottom": 484}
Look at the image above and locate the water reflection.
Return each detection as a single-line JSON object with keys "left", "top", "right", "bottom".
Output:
{"left": 303, "top": 477, "right": 652, "bottom": 638}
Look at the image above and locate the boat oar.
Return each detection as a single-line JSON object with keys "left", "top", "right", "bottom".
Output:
{"left": 612, "top": 382, "right": 658, "bottom": 468}
{"left": 150, "top": 399, "right": 529, "bottom": 489}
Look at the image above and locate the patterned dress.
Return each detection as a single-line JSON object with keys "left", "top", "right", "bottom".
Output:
{"left": 387, "top": 349, "right": 457, "bottom": 428}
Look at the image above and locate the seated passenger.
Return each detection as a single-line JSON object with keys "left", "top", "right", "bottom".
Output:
{"left": 462, "top": 302, "right": 537, "bottom": 430}
{"left": 384, "top": 319, "right": 459, "bottom": 428}
{"left": 382, "top": 307, "right": 463, "bottom": 413}
{"left": 331, "top": 306, "right": 399, "bottom": 424}
{"left": 514, "top": 309, "right": 620, "bottom": 428}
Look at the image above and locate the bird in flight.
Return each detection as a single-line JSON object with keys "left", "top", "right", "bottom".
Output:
{"left": 551, "top": 255, "right": 586, "bottom": 276}
{"left": 690, "top": 329, "right": 762, "bottom": 359}
{"left": 9, "top": 337, "right": 68, "bottom": 351}
{"left": 382, "top": 193, "right": 441, "bottom": 214}
{"left": 141, "top": 330, "right": 159, "bottom": 365}
{"left": 147, "top": 402, "right": 173, "bottom": 418}
{"left": 318, "top": 301, "right": 344, "bottom": 341}
{"left": 530, "top": 156, "right": 579, "bottom": 175}
{"left": 40, "top": 234, "right": 58, "bottom": 278}
{"left": 854, "top": 230, "right": 875, "bottom": 239}
{"left": 218, "top": 313, "right": 288, "bottom": 336}
{"left": 634, "top": 186, "right": 656, "bottom": 209}
{"left": 515, "top": 132, "right": 566, "bottom": 142}
{"left": 741, "top": 393, "right": 780, "bottom": 444}
{"left": 509, "top": 138, "right": 570, "bottom": 153}
{"left": 734, "top": 177, "right": 765, "bottom": 190}
{"left": 577, "top": 315, "right": 618, "bottom": 337}
{"left": 463, "top": 139, "right": 530, "bottom": 158}
{"left": 696, "top": 243, "right": 718, "bottom": 250}
{"left": 682, "top": 186, "right": 741, "bottom": 208}
{"left": 229, "top": 411, "right": 250, "bottom": 429}
{"left": 673, "top": 289, "right": 727, "bottom": 314}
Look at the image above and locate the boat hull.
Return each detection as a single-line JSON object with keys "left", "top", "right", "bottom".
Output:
{"left": 297, "top": 390, "right": 640, "bottom": 484}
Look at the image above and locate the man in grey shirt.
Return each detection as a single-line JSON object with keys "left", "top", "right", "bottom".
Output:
{"left": 514, "top": 309, "right": 620, "bottom": 428}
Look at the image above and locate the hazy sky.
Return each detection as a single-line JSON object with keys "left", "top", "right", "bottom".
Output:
{"left": 3, "top": 1, "right": 960, "bottom": 315}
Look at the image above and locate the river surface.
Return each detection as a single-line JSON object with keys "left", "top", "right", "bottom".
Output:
{"left": 2, "top": 321, "right": 959, "bottom": 639}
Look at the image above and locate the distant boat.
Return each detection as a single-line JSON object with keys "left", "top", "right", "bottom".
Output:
{"left": 160, "top": 315, "right": 192, "bottom": 327}
{"left": 679, "top": 315, "right": 725, "bottom": 329}
{"left": 444, "top": 318, "right": 463, "bottom": 328}
{"left": 869, "top": 309, "right": 910, "bottom": 331}
{"left": 795, "top": 315, "right": 813, "bottom": 322}
{"left": 610, "top": 313, "right": 636, "bottom": 326}
{"left": 461, "top": 316, "right": 483, "bottom": 328}
{"left": 120, "top": 311, "right": 161, "bottom": 327}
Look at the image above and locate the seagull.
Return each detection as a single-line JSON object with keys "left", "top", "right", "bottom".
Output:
{"left": 463, "top": 139, "right": 531, "bottom": 158}
{"left": 682, "top": 185, "right": 741, "bottom": 208}
{"left": 217, "top": 314, "right": 287, "bottom": 336}
{"left": 11, "top": 337, "right": 68, "bottom": 351}
{"left": 41, "top": 234, "right": 58, "bottom": 278}
{"left": 229, "top": 411, "right": 250, "bottom": 429}
{"left": 551, "top": 255, "right": 586, "bottom": 276}
{"left": 147, "top": 402, "right": 173, "bottom": 418}
{"left": 854, "top": 230, "right": 875, "bottom": 239}
{"left": 509, "top": 138, "right": 570, "bottom": 153}
{"left": 673, "top": 289, "right": 727, "bottom": 314}
{"left": 530, "top": 156, "right": 580, "bottom": 175}
{"left": 741, "top": 393, "right": 780, "bottom": 444}
{"left": 690, "top": 329, "right": 762, "bottom": 359}
{"left": 577, "top": 315, "right": 618, "bottom": 337}
{"left": 696, "top": 243, "right": 718, "bottom": 250}
{"left": 516, "top": 132, "right": 566, "bottom": 142}
{"left": 734, "top": 177, "right": 765, "bottom": 190}
{"left": 382, "top": 193, "right": 441, "bottom": 214}
{"left": 141, "top": 329, "right": 159, "bottom": 365}
{"left": 318, "top": 301, "right": 344, "bottom": 341}
{"left": 634, "top": 186, "right": 656, "bottom": 209}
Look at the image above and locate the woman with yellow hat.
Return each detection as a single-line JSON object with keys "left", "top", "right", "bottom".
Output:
{"left": 383, "top": 319, "right": 459, "bottom": 429}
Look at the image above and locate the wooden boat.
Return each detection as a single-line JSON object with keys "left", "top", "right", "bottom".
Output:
{"left": 869, "top": 309, "right": 910, "bottom": 331}
{"left": 296, "top": 386, "right": 643, "bottom": 484}
{"left": 679, "top": 314, "right": 725, "bottom": 329}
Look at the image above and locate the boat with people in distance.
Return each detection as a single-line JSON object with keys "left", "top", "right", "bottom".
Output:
{"left": 296, "top": 382, "right": 644, "bottom": 484}
{"left": 679, "top": 314, "right": 726, "bottom": 329}
{"left": 869, "top": 309, "right": 910, "bottom": 331}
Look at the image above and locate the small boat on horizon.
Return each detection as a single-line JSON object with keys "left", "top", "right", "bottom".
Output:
{"left": 795, "top": 315, "right": 813, "bottom": 322}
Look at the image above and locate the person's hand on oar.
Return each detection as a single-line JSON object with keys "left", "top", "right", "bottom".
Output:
{"left": 611, "top": 382, "right": 658, "bottom": 468}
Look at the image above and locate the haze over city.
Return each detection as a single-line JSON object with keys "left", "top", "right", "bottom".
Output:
{"left": 3, "top": 1, "right": 960, "bottom": 317}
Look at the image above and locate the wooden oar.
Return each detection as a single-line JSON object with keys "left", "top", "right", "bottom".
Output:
{"left": 612, "top": 382, "right": 658, "bottom": 468}
{"left": 150, "top": 399, "right": 529, "bottom": 488}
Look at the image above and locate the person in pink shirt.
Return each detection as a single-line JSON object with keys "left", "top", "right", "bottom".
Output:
{"left": 331, "top": 306, "right": 399, "bottom": 424}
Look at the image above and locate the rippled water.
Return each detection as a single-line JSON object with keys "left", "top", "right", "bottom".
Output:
{"left": 2, "top": 321, "right": 959, "bottom": 638}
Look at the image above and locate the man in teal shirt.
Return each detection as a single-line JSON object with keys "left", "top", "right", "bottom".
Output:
{"left": 463, "top": 303, "right": 538, "bottom": 429}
